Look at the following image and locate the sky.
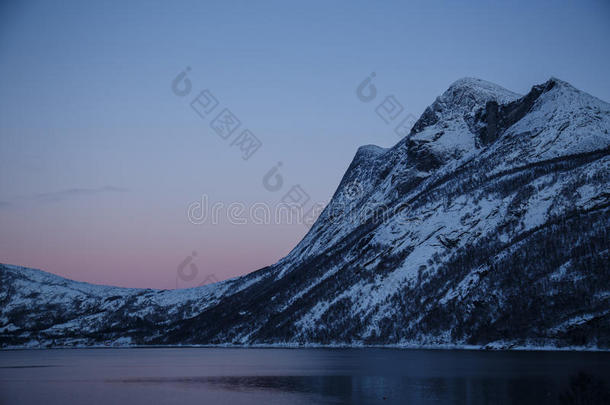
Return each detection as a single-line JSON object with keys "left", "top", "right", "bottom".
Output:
{"left": 1, "top": 0, "right": 609, "bottom": 289}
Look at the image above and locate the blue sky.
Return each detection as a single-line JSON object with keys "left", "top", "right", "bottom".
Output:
{"left": 1, "top": 0, "right": 609, "bottom": 288}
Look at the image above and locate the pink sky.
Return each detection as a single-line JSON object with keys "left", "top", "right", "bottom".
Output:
{"left": 2, "top": 1, "right": 609, "bottom": 289}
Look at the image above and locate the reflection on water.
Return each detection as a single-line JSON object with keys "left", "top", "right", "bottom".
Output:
{"left": 0, "top": 365, "right": 58, "bottom": 369}
{"left": 1, "top": 348, "right": 609, "bottom": 405}
{"left": 109, "top": 374, "right": 573, "bottom": 403}
{"left": 559, "top": 372, "right": 610, "bottom": 405}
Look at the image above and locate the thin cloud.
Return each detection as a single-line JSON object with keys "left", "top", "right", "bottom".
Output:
{"left": 29, "top": 186, "right": 128, "bottom": 203}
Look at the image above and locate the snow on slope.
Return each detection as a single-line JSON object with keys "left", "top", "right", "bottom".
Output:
{"left": 2, "top": 77, "right": 609, "bottom": 350}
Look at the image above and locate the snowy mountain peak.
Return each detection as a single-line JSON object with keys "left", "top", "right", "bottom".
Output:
{"left": 405, "top": 78, "right": 515, "bottom": 169}
{"left": 475, "top": 76, "right": 610, "bottom": 155}
{"left": 2, "top": 77, "right": 609, "bottom": 350}
{"left": 533, "top": 76, "right": 610, "bottom": 111}
{"left": 444, "top": 77, "right": 522, "bottom": 108}
{"left": 541, "top": 76, "right": 582, "bottom": 92}
{"left": 354, "top": 144, "right": 386, "bottom": 159}
{"left": 406, "top": 78, "right": 522, "bottom": 163}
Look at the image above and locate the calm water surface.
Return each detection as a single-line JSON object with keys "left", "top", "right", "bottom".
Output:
{"left": 0, "top": 348, "right": 609, "bottom": 404}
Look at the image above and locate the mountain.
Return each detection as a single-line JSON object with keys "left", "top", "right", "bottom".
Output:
{"left": 2, "top": 77, "right": 609, "bottom": 350}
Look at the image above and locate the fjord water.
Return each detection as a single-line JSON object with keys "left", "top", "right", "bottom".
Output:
{"left": 0, "top": 348, "right": 608, "bottom": 404}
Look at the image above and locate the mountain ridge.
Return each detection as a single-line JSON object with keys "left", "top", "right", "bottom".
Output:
{"left": 2, "top": 76, "right": 609, "bottom": 350}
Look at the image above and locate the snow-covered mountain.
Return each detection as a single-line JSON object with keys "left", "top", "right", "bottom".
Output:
{"left": 2, "top": 77, "right": 609, "bottom": 349}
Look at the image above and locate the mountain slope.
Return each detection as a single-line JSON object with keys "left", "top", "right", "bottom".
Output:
{"left": 2, "top": 77, "right": 609, "bottom": 349}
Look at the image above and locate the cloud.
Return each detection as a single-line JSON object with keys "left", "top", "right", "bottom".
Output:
{"left": 0, "top": 200, "right": 11, "bottom": 208}
{"left": 29, "top": 186, "right": 129, "bottom": 203}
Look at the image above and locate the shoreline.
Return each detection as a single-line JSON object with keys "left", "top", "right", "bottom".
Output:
{"left": 2, "top": 343, "right": 609, "bottom": 352}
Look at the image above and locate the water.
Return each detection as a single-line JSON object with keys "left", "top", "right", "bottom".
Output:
{"left": 0, "top": 348, "right": 609, "bottom": 404}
